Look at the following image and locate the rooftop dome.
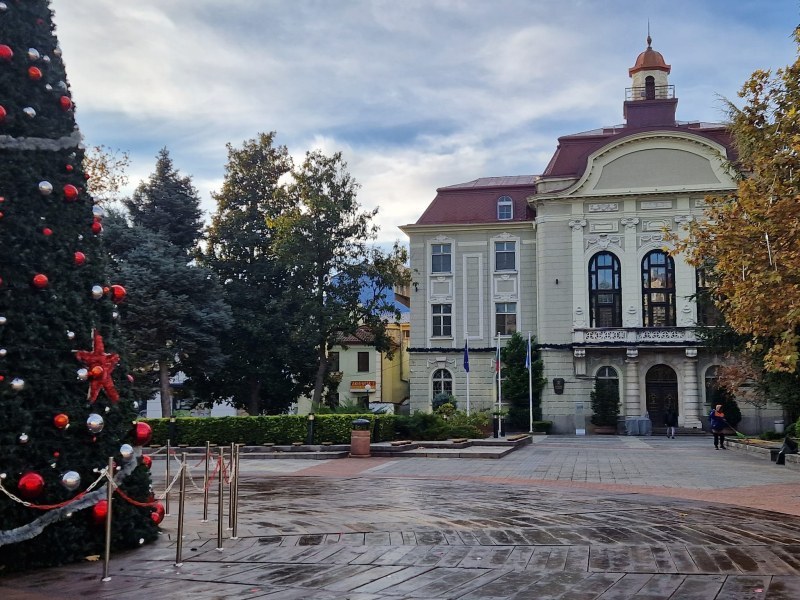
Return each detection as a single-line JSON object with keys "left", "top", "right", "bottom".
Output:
{"left": 629, "top": 35, "right": 671, "bottom": 75}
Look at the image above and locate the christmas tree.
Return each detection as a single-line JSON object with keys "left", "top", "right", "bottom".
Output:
{"left": 0, "top": 1, "right": 158, "bottom": 570}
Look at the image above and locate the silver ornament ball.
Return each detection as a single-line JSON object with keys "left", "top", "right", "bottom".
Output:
{"left": 45, "top": 83, "right": 52, "bottom": 91}
{"left": 23, "top": 107, "right": 36, "bottom": 118}
{"left": 61, "top": 471, "right": 81, "bottom": 491}
{"left": 76, "top": 368, "right": 88, "bottom": 381}
{"left": 0, "top": 316, "right": 6, "bottom": 326}
{"left": 0, "top": 3, "right": 8, "bottom": 12}
{"left": 91, "top": 285, "right": 104, "bottom": 299}
{"left": 10, "top": 377, "right": 24, "bottom": 391}
{"left": 38, "top": 181, "right": 53, "bottom": 195}
{"left": 18, "top": 433, "right": 29, "bottom": 444}
{"left": 92, "top": 205, "right": 105, "bottom": 218}
{"left": 53, "top": 46, "right": 62, "bottom": 57}
{"left": 42, "top": 55, "right": 50, "bottom": 64}
{"left": 86, "top": 413, "right": 105, "bottom": 434}
{"left": 0, "top": 348, "right": 6, "bottom": 357}
{"left": 27, "top": 48, "right": 40, "bottom": 61}
{"left": 67, "top": 330, "right": 75, "bottom": 340}
{"left": 119, "top": 444, "right": 134, "bottom": 461}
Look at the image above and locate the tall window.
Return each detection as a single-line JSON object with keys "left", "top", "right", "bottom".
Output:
{"left": 595, "top": 366, "right": 620, "bottom": 399}
{"left": 328, "top": 351, "right": 340, "bottom": 372}
{"left": 497, "top": 195, "right": 513, "bottom": 220}
{"left": 642, "top": 250, "right": 676, "bottom": 327}
{"left": 589, "top": 252, "right": 622, "bottom": 327}
{"left": 431, "top": 243, "right": 451, "bottom": 273}
{"left": 432, "top": 368, "right": 453, "bottom": 398}
{"left": 696, "top": 266, "right": 723, "bottom": 326}
{"left": 432, "top": 304, "right": 452, "bottom": 337}
{"left": 645, "top": 75, "right": 655, "bottom": 99}
{"left": 357, "top": 351, "right": 369, "bottom": 372}
{"left": 496, "top": 302, "right": 517, "bottom": 335}
{"left": 495, "top": 240, "right": 516, "bottom": 271}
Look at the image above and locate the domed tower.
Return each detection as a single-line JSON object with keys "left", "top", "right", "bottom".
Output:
{"left": 624, "top": 35, "right": 678, "bottom": 127}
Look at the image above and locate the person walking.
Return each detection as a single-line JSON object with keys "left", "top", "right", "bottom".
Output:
{"left": 709, "top": 403, "right": 727, "bottom": 449}
{"left": 664, "top": 406, "right": 678, "bottom": 439}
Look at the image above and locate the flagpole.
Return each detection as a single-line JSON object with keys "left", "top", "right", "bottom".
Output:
{"left": 497, "top": 331, "right": 503, "bottom": 437}
{"left": 528, "top": 331, "right": 533, "bottom": 434}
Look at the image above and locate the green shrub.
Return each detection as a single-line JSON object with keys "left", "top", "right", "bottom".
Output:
{"left": 590, "top": 380, "right": 619, "bottom": 427}
{"left": 432, "top": 393, "right": 457, "bottom": 411}
{"left": 759, "top": 430, "right": 784, "bottom": 441}
{"left": 531, "top": 420, "right": 553, "bottom": 433}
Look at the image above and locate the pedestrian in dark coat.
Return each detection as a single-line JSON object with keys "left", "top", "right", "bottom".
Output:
{"left": 708, "top": 404, "right": 727, "bottom": 449}
{"left": 663, "top": 406, "right": 678, "bottom": 439}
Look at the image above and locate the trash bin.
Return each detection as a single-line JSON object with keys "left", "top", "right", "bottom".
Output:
{"left": 350, "top": 418, "right": 371, "bottom": 458}
{"left": 775, "top": 419, "right": 785, "bottom": 434}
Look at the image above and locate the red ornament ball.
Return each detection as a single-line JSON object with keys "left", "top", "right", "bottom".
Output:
{"left": 27, "top": 66, "right": 42, "bottom": 80}
{"left": 0, "top": 105, "right": 6, "bottom": 122}
{"left": 141, "top": 455, "right": 152, "bottom": 469}
{"left": 18, "top": 472, "right": 45, "bottom": 499}
{"left": 151, "top": 502, "right": 165, "bottom": 524}
{"left": 131, "top": 422, "right": 153, "bottom": 446}
{"left": 63, "top": 184, "right": 79, "bottom": 201}
{"left": 58, "top": 96, "right": 72, "bottom": 111}
{"left": 0, "top": 45, "right": 12, "bottom": 62}
{"left": 91, "top": 221, "right": 103, "bottom": 235}
{"left": 53, "top": 413, "right": 69, "bottom": 429}
{"left": 73, "top": 251, "right": 86, "bottom": 266}
{"left": 92, "top": 500, "right": 108, "bottom": 525}
{"left": 110, "top": 284, "right": 127, "bottom": 303}
{"left": 65, "top": 164, "right": 74, "bottom": 172}
{"left": 90, "top": 365, "right": 104, "bottom": 378}
{"left": 42, "top": 227, "right": 53, "bottom": 236}
{"left": 32, "top": 273, "right": 49, "bottom": 289}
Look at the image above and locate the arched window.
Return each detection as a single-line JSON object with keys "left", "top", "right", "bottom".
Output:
{"left": 642, "top": 250, "right": 676, "bottom": 327}
{"left": 645, "top": 75, "right": 655, "bottom": 99}
{"left": 432, "top": 369, "right": 453, "bottom": 399}
{"left": 497, "top": 195, "right": 513, "bottom": 220}
{"left": 589, "top": 252, "right": 622, "bottom": 327}
{"left": 595, "top": 366, "right": 620, "bottom": 400}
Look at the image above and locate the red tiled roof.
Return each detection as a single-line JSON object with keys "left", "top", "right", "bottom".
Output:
{"left": 413, "top": 182, "right": 536, "bottom": 226}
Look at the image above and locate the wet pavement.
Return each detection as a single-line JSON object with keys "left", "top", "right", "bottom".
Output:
{"left": 3, "top": 435, "right": 800, "bottom": 599}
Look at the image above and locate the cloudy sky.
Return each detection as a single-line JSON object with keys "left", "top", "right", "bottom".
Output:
{"left": 50, "top": 0, "right": 798, "bottom": 245}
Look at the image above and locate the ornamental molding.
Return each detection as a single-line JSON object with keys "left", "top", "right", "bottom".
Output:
{"left": 674, "top": 215, "right": 694, "bottom": 225}
{"left": 583, "top": 329, "right": 627, "bottom": 343}
{"left": 586, "top": 234, "right": 622, "bottom": 251}
{"left": 640, "top": 200, "right": 673, "bottom": 210}
{"left": 432, "top": 234, "right": 450, "bottom": 243}
{"left": 569, "top": 219, "right": 587, "bottom": 232}
{"left": 573, "top": 306, "right": 587, "bottom": 328}
{"left": 620, "top": 217, "right": 639, "bottom": 230}
{"left": 588, "top": 203, "right": 619, "bottom": 212}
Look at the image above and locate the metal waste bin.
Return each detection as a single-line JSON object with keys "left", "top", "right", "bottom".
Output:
{"left": 775, "top": 419, "right": 785, "bottom": 434}
{"left": 350, "top": 418, "right": 371, "bottom": 458}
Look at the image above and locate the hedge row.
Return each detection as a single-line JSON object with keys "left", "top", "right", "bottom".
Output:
{"left": 142, "top": 414, "right": 396, "bottom": 446}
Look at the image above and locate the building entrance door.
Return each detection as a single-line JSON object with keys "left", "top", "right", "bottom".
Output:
{"left": 645, "top": 365, "right": 678, "bottom": 428}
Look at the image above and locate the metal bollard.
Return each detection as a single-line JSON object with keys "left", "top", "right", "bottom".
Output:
{"left": 232, "top": 444, "right": 241, "bottom": 539}
{"left": 165, "top": 439, "right": 171, "bottom": 516}
{"left": 102, "top": 456, "right": 114, "bottom": 581}
{"left": 202, "top": 441, "right": 210, "bottom": 522}
{"left": 175, "top": 453, "right": 187, "bottom": 566}
{"left": 228, "top": 442, "right": 235, "bottom": 530}
{"left": 216, "top": 447, "right": 224, "bottom": 551}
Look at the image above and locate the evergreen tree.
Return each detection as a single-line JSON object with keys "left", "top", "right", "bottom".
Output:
{"left": 0, "top": 1, "right": 156, "bottom": 569}
{"left": 124, "top": 147, "right": 203, "bottom": 253}
{"left": 500, "top": 332, "right": 546, "bottom": 430}
{"left": 104, "top": 211, "right": 232, "bottom": 418}
{"left": 200, "top": 133, "right": 316, "bottom": 414}
{"left": 272, "top": 150, "right": 409, "bottom": 408}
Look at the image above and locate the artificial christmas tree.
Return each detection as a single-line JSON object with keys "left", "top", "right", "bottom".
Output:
{"left": 0, "top": 1, "right": 158, "bottom": 570}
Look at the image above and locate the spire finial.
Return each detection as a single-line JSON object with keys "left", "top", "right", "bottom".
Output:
{"left": 647, "top": 20, "right": 652, "bottom": 48}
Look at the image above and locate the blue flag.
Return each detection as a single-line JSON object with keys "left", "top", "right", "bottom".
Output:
{"left": 463, "top": 339, "right": 470, "bottom": 373}
{"left": 525, "top": 332, "right": 531, "bottom": 371}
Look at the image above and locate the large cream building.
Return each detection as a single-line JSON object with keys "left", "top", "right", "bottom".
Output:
{"left": 401, "top": 38, "right": 775, "bottom": 433}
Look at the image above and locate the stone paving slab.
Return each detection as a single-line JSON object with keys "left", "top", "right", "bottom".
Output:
{"left": 3, "top": 436, "right": 800, "bottom": 599}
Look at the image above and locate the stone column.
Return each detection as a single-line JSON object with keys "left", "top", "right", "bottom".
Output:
{"left": 682, "top": 348, "right": 702, "bottom": 428}
{"left": 624, "top": 348, "right": 640, "bottom": 417}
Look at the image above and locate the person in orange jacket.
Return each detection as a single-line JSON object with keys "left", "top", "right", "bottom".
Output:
{"left": 708, "top": 403, "right": 727, "bottom": 449}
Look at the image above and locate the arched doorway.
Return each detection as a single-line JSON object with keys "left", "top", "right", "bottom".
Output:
{"left": 645, "top": 365, "right": 678, "bottom": 427}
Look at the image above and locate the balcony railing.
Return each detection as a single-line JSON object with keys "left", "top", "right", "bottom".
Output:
{"left": 625, "top": 84, "right": 675, "bottom": 101}
{"left": 573, "top": 327, "right": 696, "bottom": 346}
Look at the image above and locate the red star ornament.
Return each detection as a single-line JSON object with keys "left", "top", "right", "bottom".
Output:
{"left": 75, "top": 330, "right": 120, "bottom": 403}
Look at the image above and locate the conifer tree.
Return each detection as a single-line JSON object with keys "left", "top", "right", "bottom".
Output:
{"left": 0, "top": 1, "right": 157, "bottom": 569}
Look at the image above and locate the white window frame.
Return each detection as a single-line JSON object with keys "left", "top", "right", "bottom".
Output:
{"left": 494, "top": 240, "right": 516, "bottom": 272}
{"left": 432, "top": 303, "right": 452, "bottom": 338}
{"left": 497, "top": 195, "right": 513, "bottom": 220}
{"left": 495, "top": 302, "right": 517, "bottom": 336}
{"left": 431, "top": 242, "right": 452, "bottom": 274}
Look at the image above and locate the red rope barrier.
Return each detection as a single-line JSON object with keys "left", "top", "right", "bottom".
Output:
{"left": 25, "top": 490, "right": 89, "bottom": 511}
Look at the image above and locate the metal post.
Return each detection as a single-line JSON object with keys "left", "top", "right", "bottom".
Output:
{"left": 202, "top": 441, "right": 210, "bottom": 522}
{"left": 227, "top": 442, "right": 235, "bottom": 529}
{"left": 165, "top": 438, "right": 171, "bottom": 516}
{"left": 101, "top": 456, "right": 114, "bottom": 581}
{"left": 216, "top": 447, "right": 224, "bottom": 551}
{"left": 232, "top": 444, "right": 241, "bottom": 539}
{"left": 175, "top": 453, "right": 187, "bottom": 566}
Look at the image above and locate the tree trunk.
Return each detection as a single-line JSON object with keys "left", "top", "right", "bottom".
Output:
{"left": 311, "top": 345, "right": 328, "bottom": 409}
{"left": 247, "top": 378, "right": 261, "bottom": 416}
{"left": 159, "top": 359, "right": 172, "bottom": 418}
